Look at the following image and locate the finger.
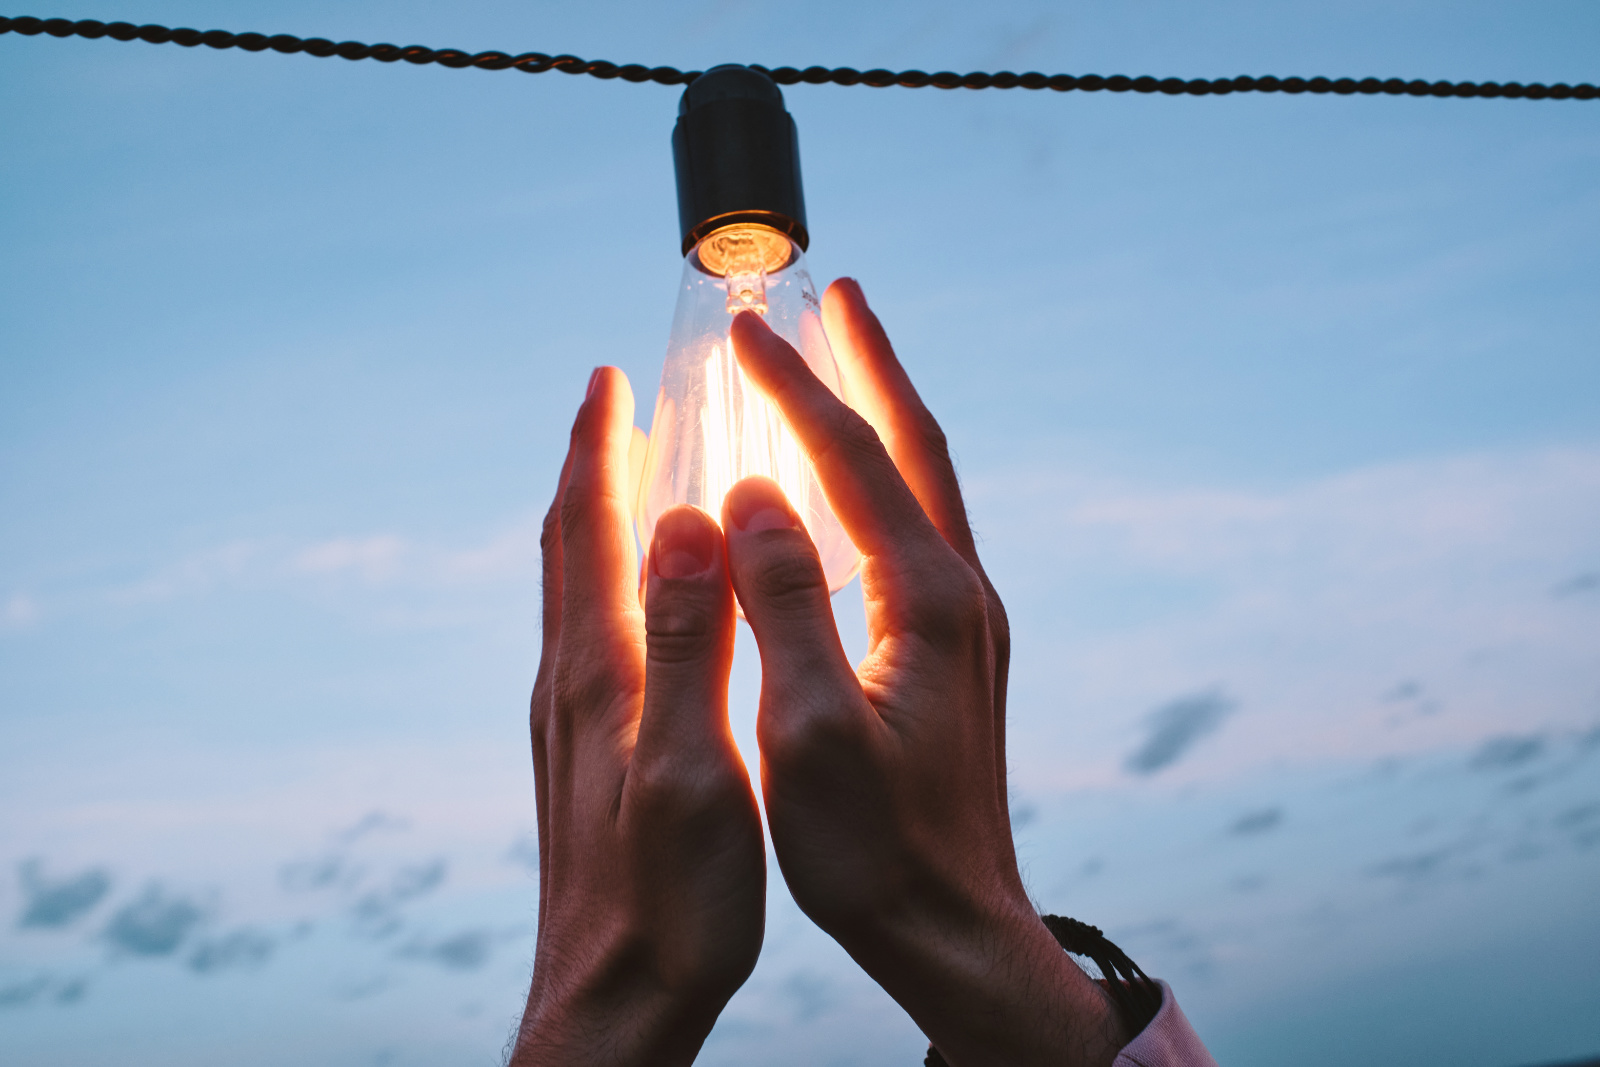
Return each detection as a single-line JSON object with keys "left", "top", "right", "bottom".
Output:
{"left": 721, "top": 477, "right": 872, "bottom": 749}
{"left": 537, "top": 447, "right": 577, "bottom": 686}
{"left": 822, "top": 278, "right": 980, "bottom": 568}
{"left": 555, "top": 366, "right": 646, "bottom": 738}
{"left": 531, "top": 402, "right": 579, "bottom": 935}
{"left": 730, "top": 311, "right": 946, "bottom": 568}
{"left": 822, "top": 281, "right": 1014, "bottom": 809}
{"left": 629, "top": 505, "right": 743, "bottom": 792}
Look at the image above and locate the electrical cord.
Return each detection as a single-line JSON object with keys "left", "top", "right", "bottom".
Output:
{"left": 3, "top": 15, "right": 1594, "bottom": 100}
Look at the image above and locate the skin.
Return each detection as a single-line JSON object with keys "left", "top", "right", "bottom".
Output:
{"left": 512, "top": 281, "right": 1128, "bottom": 1067}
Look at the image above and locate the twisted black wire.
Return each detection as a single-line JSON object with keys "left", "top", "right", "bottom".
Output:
{"left": 3, "top": 15, "right": 1595, "bottom": 100}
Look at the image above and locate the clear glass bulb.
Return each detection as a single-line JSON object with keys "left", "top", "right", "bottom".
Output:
{"left": 635, "top": 225, "right": 861, "bottom": 593}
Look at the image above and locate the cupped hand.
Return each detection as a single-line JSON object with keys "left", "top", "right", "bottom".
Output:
{"left": 512, "top": 368, "right": 764, "bottom": 1067}
{"left": 723, "top": 283, "right": 1128, "bottom": 1067}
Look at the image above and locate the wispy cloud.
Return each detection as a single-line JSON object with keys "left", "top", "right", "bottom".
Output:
{"left": 1228, "top": 807, "right": 1283, "bottom": 836}
{"left": 400, "top": 928, "right": 494, "bottom": 971}
{"left": 103, "top": 885, "right": 206, "bottom": 957}
{"left": 16, "top": 860, "right": 112, "bottom": 929}
{"left": 188, "top": 927, "right": 275, "bottom": 973}
{"left": 3, "top": 593, "right": 39, "bottom": 629}
{"left": 291, "top": 536, "right": 406, "bottom": 580}
{"left": 351, "top": 859, "right": 448, "bottom": 939}
{"left": 38, "top": 518, "right": 547, "bottom": 625}
{"left": 1551, "top": 572, "right": 1600, "bottom": 598}
{"left": 1125, "top": 689, "right": 1235, "bottom": 775}
{"left": 0, "top": 975, "right": 49, "bottom": 1009}
{"left": 1469, "top": 734, "right": 1547, "bottom": 772}
{"left": 972, "top": 446, "right": 1600, "bottom": 784}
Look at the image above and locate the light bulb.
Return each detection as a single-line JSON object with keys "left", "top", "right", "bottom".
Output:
{"left": 635, "top": 224, "right": 860, "bottom": 592}
{"left": 633, "top": 64, "right": 861, "bottom": 594}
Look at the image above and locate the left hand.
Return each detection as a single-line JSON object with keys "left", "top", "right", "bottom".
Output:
{"left": 510, "top": 367, "right": 766, "bottom": 1067}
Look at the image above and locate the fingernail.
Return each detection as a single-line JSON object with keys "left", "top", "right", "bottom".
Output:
{"left": 728, "top": 480, "right": 801, "bottom": 533}
{"left": 652, "top": 507, "right": 717, "bottom": 579}
{"left": 585, "top": 367, "right": 602, "bottom": 399}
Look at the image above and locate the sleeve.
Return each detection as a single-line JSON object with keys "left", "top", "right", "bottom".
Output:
{"left": 1112, "top": 981, "right": 1219, "bottom": 1067}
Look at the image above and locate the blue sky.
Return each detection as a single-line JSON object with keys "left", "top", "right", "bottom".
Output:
{"left": 2, "top": 2, "right": 1597, "bottom": 1065}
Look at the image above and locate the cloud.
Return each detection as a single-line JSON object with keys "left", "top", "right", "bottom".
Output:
{"left": 280, "top": 854, "right": 351, "bottom": 893}
{"left": 0, "top": 975, "right": 48, "bottom": 1009}
{"left": 1011, "top": 800, "right": 1040, "bottom": 828}
{"left": 505, "top": 834, "right": 539, "bottom": 871}
{"left": 1115, "top": 919, "right": 1216, "bottom": 980}
{"left": 1383, "top": 681, "right": 1422, "bottom": 702}
{"left": 337, "top": 811, "right": 410, "bottom": 845}
{"left": 1469, "top": 734, "right": 1546, "bottom": 772}
{"left": 0, "top": 974, "right": 89, "bottom": 1010}
{"left": 292, "top": 537, "right": 406, "bottom": 583}
{"left": 389, "top": 859, "right": 446, "bottom": 901}
{"left": 1554, "top": 803, "right": 1600, "bottom": 849}
{"left": 103, "top": 886, "right": 205, "bottom": 957}
{"left": 3, "top": 593, "right": 39, "bottom": 629}
{"left": 1125, "top": 690, "right": 1235, "bottom": 775}
{"left": 971, "top": 446, "right": 1600, "bottom": 785}
{"left": 1365, "top": 844, "right": 1481, "bottom": 885}
{"left": 1551, "top": 572, "right": 1599, "bottom": 598}
{"left": 1229, "top": 807, "right": 1283, "bottom": 835}
{"left": 16, "top": 860, "right": 112, "bottom": 929}
{"left": 781, "top": 970, "right": 835, "bottom": 1022}
{"left": 109, "top": 541, "right": 265, "bottom": 605}
{"left": 189, "top": 928, "right": 275, "bottom": 973}
{"left": 352, "top": 859, "right": 448, "bottom": 938}
{"left": 402, "top": 929, "right": 493, "bottom": 971}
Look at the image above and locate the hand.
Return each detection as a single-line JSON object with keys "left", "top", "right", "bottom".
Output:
{"left": 512, "top": 368, "right": 765, "bottom": 1067}
{"left": 722, "top": 282, "right": 1129, "bottom": 1067}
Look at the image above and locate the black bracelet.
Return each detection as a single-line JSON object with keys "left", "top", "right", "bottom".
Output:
{"left": 922, "top": 914, "right": 1162, "bottom": 1066}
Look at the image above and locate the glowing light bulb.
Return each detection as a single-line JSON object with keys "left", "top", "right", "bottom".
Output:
{"left": 635, "top": 224, "right": 859, "bottom": 592}
{"left": 633, "top": 64, "right": 861, "bottom": 593}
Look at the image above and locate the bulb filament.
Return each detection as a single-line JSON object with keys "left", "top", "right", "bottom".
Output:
{"left": 699, "top": 340, "right": 810, "bottom": 529}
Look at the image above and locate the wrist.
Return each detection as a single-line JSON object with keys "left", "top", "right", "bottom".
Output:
{"left": 511, "top": 940, "right": 726, "bottom": 1067}
{"left": 849, "top": 887, "right": 1128, "bottom": 1067}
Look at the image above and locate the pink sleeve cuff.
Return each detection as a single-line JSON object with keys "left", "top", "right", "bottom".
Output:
{"left": 1113, "top": 981, "right": 1218, "bottom": 1067}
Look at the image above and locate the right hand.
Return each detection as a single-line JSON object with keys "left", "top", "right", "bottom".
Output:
{"left": 721, "top": 282, "right": 1128, "bottom": 1067}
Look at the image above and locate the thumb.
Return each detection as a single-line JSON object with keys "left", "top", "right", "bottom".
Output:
{"left": 630, "top": 505, "right": 741, "bottom": 774}
{"left": 721, "top": 478, "right": 867, "bottom": 758}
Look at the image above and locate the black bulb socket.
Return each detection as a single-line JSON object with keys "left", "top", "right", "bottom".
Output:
{"left": 673, "top": 65, "right": 809, "bottom": 257}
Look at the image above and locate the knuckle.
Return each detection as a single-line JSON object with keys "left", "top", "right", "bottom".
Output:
{"left": 644, "top": 609, "right": 715, "bottom": 666}
{"left": 630, "top": 754, "right": 742, "bottom": 819}
{"left": 748, "top": 541, "right": 827, "bottom": 612}
{"left": 529, "top": 675, "right": 552, "bottom": 725}
{"left": 557, "top": 485, "right": 598, "bottom": 542}
{"left": 539, "top": 503, "right": 562, "bottom": 560}
{"left": 644, "top": 576, "right": 728, "bottom": 666}
{"left": 553, "top": 656, "right": 638, "bottom": 724}
{"left": 815, "top": 408, "right": 886, "bottom": 471}
{"left": 913, "top": 411, "right": 952, "bottom": 464}
{"left": 904, "top": 558, "right": 989, "bottom": 647}
{"left": 984, "top": 583, "right": 1013, "bottom": 663}
{"left": 758, "top": 696, "right": 865, "bottom": 767}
